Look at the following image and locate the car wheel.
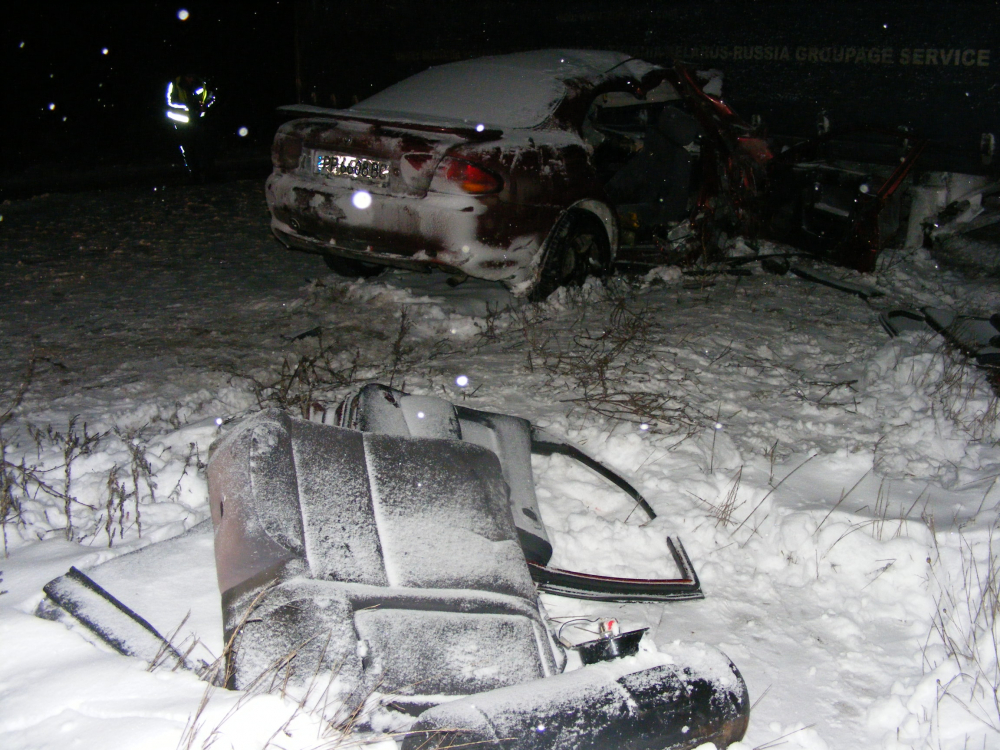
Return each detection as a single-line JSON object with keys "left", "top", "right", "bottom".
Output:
{"left": 528, "top": 211, "right": 610, "bottom": 302}
{"left": 323, "top": 253, "right": 386, "bottom": 278}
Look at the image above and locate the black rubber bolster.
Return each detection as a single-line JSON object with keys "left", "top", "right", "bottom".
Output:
{"left": 528, "top": 537, "right": 703, "bottom": 603}
{"left": 530, "top": 431, "right": 657, "bottom": 522}
{"left": 43, "top": 567, "right": 185, "bottom": 662}
{"left": 516, "top": 528, "right": 554, "bottom": 567}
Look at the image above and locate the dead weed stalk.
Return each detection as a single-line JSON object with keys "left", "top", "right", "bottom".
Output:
{"left": 234, "top": 337, "right": 365, "bottom": 420}
{"left": 27, "top": 417, "right": 106, "bottom": 539}
{"left": 690, "top": 466, "right": 746, "bottom": 529}
{"left": 925, "top": 346, "right": 1000, "bottom": 442}
{"left": 0, "top": 358, "right": 35, "bottom": 552}
{"left": 927, "top": 519, "right": 1000, "bottom": 735}
{"left": 499, "top": 291, "right": 708, "bottom": 435}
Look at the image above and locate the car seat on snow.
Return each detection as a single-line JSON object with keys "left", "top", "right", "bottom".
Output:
{"left": 208, "top": 409, "right": 564, "bottom": 710}
{"left": 207, "top": 405, "right": 750, "bottom": 749}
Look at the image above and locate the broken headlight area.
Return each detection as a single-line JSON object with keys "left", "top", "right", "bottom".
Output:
{"left": 612, "top": 68, "right": 927, "bottom": 276}
{"left": 763, "top": 126, "right": 927, "bottom": 272}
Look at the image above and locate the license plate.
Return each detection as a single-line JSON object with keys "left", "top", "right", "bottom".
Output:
{"left": 314, "top": 151, "right": 390, "bottom": 186}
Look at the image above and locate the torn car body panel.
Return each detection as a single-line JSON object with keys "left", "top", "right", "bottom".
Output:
{"left": 766, "top": 127, "right": 928, "bottom": 271}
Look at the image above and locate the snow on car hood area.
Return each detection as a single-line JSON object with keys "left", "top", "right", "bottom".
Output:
{"left": 2, "top": 179, "right": 1000, "bottom": 749}
{"left": 350, "top": 49, "right": 660, "bottom": 129}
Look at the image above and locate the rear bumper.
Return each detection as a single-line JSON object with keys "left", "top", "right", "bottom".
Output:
{"left": 265, "top": 170, "right": 552, "bottom": 287}
{"left": 271, "top": 222, "right": 464, "bottom": 275}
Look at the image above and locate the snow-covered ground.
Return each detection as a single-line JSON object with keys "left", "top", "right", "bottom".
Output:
{"left": 2, "top": 179, "right": 1000, "bottom": 749}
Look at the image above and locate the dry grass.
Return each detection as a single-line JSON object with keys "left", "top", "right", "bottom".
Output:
{"left": 233, "top": 335, "right": 366, "bottom": 421}
{"left": 0, "top": 359, "right": 35, "bottom": 552}
{"left": 690, "top": 466, "right": 745, "bottom": 529}
{"left": 1, "top": 413, "right": 163, "bottom": 551}
{"left": 229, "top": 305, "right": 460, "bottom": 422}
{"left": 921, "top": 345, "right": 999, "bottom": 441}
{"left": 926, "top": 519, "right": 1000, "bottom": 738}
{"left": 0, "top": 431, "right": 96, "bottom": 551}
{"left": 486, "top": 285, "right": 711, "bottom": 437}
{"left": 24, "top": 418, "right": 107, "bottom": 539}
{"left": 174, "top": 586, "right": 393, "bottom": 750}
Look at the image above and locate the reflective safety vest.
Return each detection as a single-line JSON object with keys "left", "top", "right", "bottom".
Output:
{"left": 165, "top": 76, "right": 215, "bottom": 124}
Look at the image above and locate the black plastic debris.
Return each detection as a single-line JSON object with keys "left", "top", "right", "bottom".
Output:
{"left": 336, "top": 383, "right": 702, "bottom": 603}
{"left": 878, "top": 309, "right": 929, "bottom": 337}
{"left": 788, "top": 264, "right": 884, "bottom": 300}
{"left": 35, "top": 520, "right": 219, "bottom": 674}
{"left": 576, "top": 627, "right": 648, "bottom": 665}
{"left": 880, "top": 307, "right": 1000, "bottom": 367}
{"left": 39, "top": 566, "right": 191, "bottom": 671}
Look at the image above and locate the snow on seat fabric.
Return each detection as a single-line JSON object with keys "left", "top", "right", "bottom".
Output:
{"left": 336, "top": 383, "right": 554, "bottom": 566}
{"left": 207, "top": 408, "right": 563, "bottom": 709}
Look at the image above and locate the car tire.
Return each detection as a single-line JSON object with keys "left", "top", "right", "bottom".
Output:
{"left": 528, "top": 211, "right": 611, "bottom": 302}
{"left": 323, "top": 253, "right": 386, "bottom": 278}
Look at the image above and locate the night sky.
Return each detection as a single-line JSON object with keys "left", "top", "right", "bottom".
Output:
{"left": 3, "top": 2, "right": 295, "bottom": 179}
{"left": 4, "top": 0, "right": 998, "bottom": 187}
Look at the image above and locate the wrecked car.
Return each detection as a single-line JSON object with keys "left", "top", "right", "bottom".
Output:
{"left": 267, "top": 48, "right": 932, "bottom": 292}
{"left": 265, "top": 49, "right": 774, "bottom": 299}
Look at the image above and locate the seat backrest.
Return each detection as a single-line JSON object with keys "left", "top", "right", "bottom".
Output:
{"left": 208, "top": 409, "right": 562, "bottom": 702}
{"left": 338, "top": 383, "right": 553, "bottom": 565}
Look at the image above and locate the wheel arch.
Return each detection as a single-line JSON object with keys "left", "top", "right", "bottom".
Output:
{"left": 512, "top": 200, "right": 618, "bottom": 298}
{"left": 556, "top": 199, "right": 618, "bottom": 262}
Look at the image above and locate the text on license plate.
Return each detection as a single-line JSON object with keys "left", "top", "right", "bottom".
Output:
{"left": 314, "top": 152, "right": 390, "bottom": 185}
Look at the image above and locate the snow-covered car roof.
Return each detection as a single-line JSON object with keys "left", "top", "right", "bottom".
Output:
{"left": 349, "top": 49, "right": 663, "bottom": 129}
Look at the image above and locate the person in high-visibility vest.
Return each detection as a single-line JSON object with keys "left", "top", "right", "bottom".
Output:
{"left": 165, "top": 74, "right": 215, "bottom": 123}
{"left": 165, "top": 74, "right": 217, "bottom": 180}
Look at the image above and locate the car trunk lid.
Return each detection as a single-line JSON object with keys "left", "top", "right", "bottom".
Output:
{"left": 277, "top": 106, "right": 502, "bottom": 198}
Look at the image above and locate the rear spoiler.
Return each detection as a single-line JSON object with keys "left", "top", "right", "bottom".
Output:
{"left": 277, "top": 104, "right": 503, "bottom": 141}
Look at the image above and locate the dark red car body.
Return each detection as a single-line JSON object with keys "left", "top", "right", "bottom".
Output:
{"left": 266, "top": 48, "right": 913, "bottom": 293}
{"left": 265, "top": 50, "right": 687, "bottom": 294}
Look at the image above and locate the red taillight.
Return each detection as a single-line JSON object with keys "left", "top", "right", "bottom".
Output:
{"left": 272, "top": 133, "right": 302, "bottom": 171}
{"left": 430, "top": 157, "right": 503, "bottom": 195}
{"left": 737, "top": 136, "right": 772, "bottom": 164}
